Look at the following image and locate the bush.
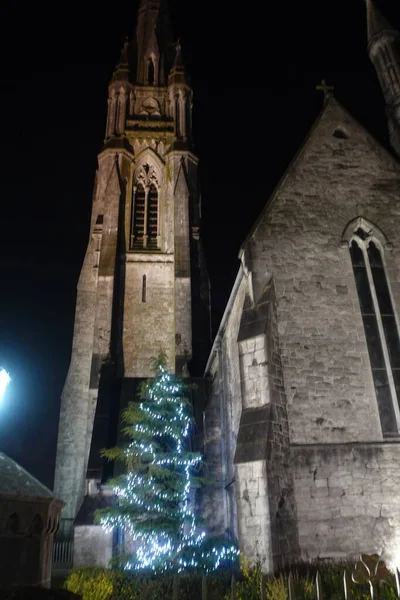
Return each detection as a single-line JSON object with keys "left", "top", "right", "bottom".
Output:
{"left": 65, "top": 559, "right": 399, "bottom": 600}
{"left": 225, "top": 557, "right": 399, "bottom": 600}
{"left": 232, "top": 554, "right": 263, "bottom": 600}
{"left": 64, "top": 568, "right": 115, "bottom": 600}
{"left": 265, "top": 576, "right": 288, "bottom": 600}
{"left": 64, "top": 567, "right": 233, "bottom": 600}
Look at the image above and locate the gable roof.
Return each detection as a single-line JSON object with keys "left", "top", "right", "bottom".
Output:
{"left": 205, "top": 96, "right": 400, "bottom": 375}
{"left": 240, "top": 96, "right": 400, "bottom": 251}
{"left": 0, "top": 453, "right": 57, "bottom": 502}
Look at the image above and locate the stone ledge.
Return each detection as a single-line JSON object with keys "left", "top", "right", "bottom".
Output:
{"left": 125, "top": 253, "right": 174, "bottom": 263}
{"left": 291, "top": 439, "right": 400, "bottom": 449}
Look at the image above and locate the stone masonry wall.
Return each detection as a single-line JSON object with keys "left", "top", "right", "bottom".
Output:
{"left": 235, "top": 460, "right": 272, "bottom": 569}
{"left": 234, "top": 282, "right": 298, "bottom": 568}
{"left": 264, "top": 283, "right": 299, "bottom": 567}
{"left": 123, "top": 258, "right": 175, "bottom": 376}
{"left": 74, "top": 525, "right": 113, "bottom": 568}
{"left": 55, "top": 151, "right": 132, "bottom": 528}
{"left": 173, "top": 156, "right": 193, "bottom": 368}
{"left": 54, "top": 281, "right": 96, "bottom": 524}
{"left": 238, "top": 336, "right": 269, "bottom": 408}
{"left": 175, "top": 278, "right": 192, "bottom": 366}
{"left": 202, "top": 352, "right": 228, "bottom": 537}
{"left": 292, "top": 443, "right": 400, "bottom": 568}
{"left": 220, "top": 279, "right": 249, "bottom": 487}
{"left": 245, "top": 98, "right": 400, "bottom": 444}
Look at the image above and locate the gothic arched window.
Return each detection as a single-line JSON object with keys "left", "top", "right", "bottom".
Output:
{"left": 130, "top": 170, "right": 159, "bottom": 251}
{"left": 29, "top": 514, "right": 44, "bottom": 536}
{"left": 350, "top": 227, "right": 400, "bottom": 435}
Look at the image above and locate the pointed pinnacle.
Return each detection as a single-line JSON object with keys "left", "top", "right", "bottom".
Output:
{"left": 172, "top": 39, "right": 184, "bottom": 72}
{"left": 119, "top": 37, "right": 129, "bottom": 65}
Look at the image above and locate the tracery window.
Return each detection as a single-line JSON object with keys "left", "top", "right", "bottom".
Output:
{"left": 130, "top": 163, "right": 159, "bottom": 251}
{"left": 350, "top": 226, "right": 400, "bottom": 435}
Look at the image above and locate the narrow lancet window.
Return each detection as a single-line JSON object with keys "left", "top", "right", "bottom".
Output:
{"left": 142, "top": 275, "right": 147, "bottom": 303}
{"left": 175, "top": 96, "right": 181, "bottom": 137}
{"left": 350, "top": 228, "right": 400, "bottom": 435}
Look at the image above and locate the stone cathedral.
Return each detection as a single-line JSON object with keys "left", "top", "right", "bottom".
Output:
{"left": 55, "top": 0, "right": 400, "bottom": 571}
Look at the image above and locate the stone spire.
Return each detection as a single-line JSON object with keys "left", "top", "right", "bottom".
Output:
{"left": 366, "top": 0, "right": 396, "bottom": 43}
{"left": 135, "top": 0, "right": 174, "bottom": 86}
{"left": 112, "top": 38, "right": 131, "bottom": 83}
{"left": 366, "top": 0, "right": 400, "bottom": 157}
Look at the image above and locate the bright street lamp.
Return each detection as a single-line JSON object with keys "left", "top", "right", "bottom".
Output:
{"left": 0, "top": 368, "right": 11, "bottom": 403}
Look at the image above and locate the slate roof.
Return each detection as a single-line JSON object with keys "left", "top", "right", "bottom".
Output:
{"left": 0, "top": 453, "right": 55, "bottom": 501}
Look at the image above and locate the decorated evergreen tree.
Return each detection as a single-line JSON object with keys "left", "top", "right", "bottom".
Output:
{"left": 96, "top": 356, "right": 238, "bottom": 573}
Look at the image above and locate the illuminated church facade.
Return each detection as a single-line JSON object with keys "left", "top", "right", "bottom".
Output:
{"left": 54, "top": 0, "right": 400, "bottom": 570}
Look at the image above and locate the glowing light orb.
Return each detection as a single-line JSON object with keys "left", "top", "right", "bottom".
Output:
{"left": 0, "top": 369, "right": 11, "bottom": 403}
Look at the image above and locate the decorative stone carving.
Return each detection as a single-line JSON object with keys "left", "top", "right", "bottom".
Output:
{"left": 139, "top": 97, "right": 161, "bottom": 115}
{"left": 135, "top": 162, "right": 160, "bottom": 190}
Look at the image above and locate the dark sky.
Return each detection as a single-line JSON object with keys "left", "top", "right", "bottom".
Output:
{"left": 0, "top": 0, "right": 399, "bottom": 488}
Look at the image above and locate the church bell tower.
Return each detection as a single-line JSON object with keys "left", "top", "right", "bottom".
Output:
{"left": 54, "top": 0, "right": 210, "bottom": 538}
{"left": 367, "top": 0, "right": 400, "bottom": 156}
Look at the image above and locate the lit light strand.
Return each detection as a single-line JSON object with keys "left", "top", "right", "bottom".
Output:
{"left": 100, "top": 363, "right": 239, "bottom": 572}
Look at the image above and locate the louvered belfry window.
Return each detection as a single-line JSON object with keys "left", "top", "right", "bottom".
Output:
{"left": 131, "top": 184, "right": 146, "bottom": 249}
{"left": 130, "top": 180, "right": 159, "bottom": 251}
{"left": 147, "top": 184, "right": 158, "bottom": 249}
{"left": 350, "top": 227, "right": 400, "bottom": 435}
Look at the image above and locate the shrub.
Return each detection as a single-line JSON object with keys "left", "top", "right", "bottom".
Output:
{"left": 265, "top": 575, "right": 288, "bottom": 600}
{"left": 232, "top": 554, "right": 263, "bottom": 600}
{"left": 64, "top": 567, "right": 232, "bottom": 600}
{"left": 64, "top": 568, "right": 115, "bottom": 600}
{"left": 65, "top": 558, "right": 399, "bottom": 600}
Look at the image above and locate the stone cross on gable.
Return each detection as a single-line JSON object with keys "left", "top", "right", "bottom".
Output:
{"left": 316, "top": 78, "right": 334, "bottom": 100}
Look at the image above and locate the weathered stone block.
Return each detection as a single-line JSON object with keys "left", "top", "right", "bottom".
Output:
{"left": 74, "top": 525, "right": 113, "bottom": 568}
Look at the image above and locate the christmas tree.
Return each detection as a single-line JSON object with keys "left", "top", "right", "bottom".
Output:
{"left": 96, "top": 356, "right": 238, "bottom": 573}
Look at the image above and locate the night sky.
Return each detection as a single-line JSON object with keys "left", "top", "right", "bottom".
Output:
{"left": 0, "top": 0, "right": 399, "bottom": 488}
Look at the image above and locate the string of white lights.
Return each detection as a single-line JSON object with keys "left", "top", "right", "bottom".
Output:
{"left": 100, "top": 364, "right": 239, "bottom": 572}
